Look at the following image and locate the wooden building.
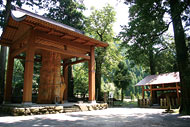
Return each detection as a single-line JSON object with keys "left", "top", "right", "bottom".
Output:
{"left": 0, "top": 8, "right": 108, "bottom": 104}
{"left": 136, "top": 72, "right": 180, "bottom": 107}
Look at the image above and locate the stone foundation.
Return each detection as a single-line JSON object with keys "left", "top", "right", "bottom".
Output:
{"left": 0, "top": 103, "right": 108, "bottom": 116}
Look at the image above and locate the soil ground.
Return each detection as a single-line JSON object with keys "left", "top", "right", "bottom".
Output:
{"left": 0, "top": 107, "right": 190, "bottom": 127}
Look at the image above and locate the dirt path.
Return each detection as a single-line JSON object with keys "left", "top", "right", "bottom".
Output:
{"left": 0, "top": 108, "right": 190, "bottom": 127}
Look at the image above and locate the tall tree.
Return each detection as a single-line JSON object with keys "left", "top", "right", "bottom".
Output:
{"left": 169, "top": 0, "right": 190, "bottom": 114}
{"left": 85, "top": 4, "right": 116, "bottom": 100}
{"left": 0, "top": 0, "right": 12, "bottom": 100}
{"left": 44, "top": 0, "right": 85, "bottom": 30}
{"left": 124, "top": 0, "right": 190, "bottom": 114}
{"left": 44, "top": 0, "right": 86, "bottom": 99}
{"left": 114, "top": 61, "right": 131, "bottom": 102}
{"left": 120, "top": 1, "right": 174, "bottom": 75}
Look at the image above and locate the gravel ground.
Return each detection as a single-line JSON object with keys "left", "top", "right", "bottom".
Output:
{"left": 0, "top": 108, "right": 190, "bottom": 127}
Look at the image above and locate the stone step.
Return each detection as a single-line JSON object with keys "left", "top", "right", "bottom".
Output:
{"left": 0, "top": 103, "right": 108, "bottom": 116}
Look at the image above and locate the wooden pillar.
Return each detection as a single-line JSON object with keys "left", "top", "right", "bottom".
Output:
{"left": 142, "top": 86, "right": 144, "bottom": 99}
{"left": 22, "top": 31, "right": 35, "bottom": 104}
{"left": 22, "top": 47, "right": 34, "bottom": 104}
{"left": 3, "top": 49, "right": 14, "bottom": 103}
{"left": 176, "top": 83, "right": 180, "bottom": 104}
{"left": 63, "top": 65, "right": 68, "bottom": 101}
{"left": 150, "top": 85, "right": 153, "bottom": 105}
{"left": 88, "top": 46, "right": 95, "bottom": 102}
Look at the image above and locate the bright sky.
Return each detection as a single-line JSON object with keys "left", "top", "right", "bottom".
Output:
{"left": 83, "top": 0, "right": 129, "bottom": 35}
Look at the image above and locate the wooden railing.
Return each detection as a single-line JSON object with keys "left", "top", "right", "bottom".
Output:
{"left": 160, "top": 98, "right": 179, "bottom": 108}
{"left": 138, "top": 99, "right": 151, "bottom": 107}
{"left": 138, "top": 97, "right": 179, "bottom": 108}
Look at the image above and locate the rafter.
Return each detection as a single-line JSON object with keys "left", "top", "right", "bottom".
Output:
{"left": 35, "top": 43, "right": 90, "bottom": 60}
{"left": 35, "top": 30, "right": 91, "bottom": 52}
{"left": 11, "top": 46, "right": 27, "bottom": 58}
{"left": 11, "top": 30, "right": 30, "bottom": 49}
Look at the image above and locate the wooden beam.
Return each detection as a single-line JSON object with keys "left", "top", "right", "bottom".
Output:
{"left": 150, "top": 85, "right": 153, "bottom": 104}
{"left": 0, "top": 39, "right": 12, "bottom": 46}
{"left": 176, "top": 83, "right": 180, "bottom": 104}
{"left": 63, "top": 65, "right": 68, "bottom": 101}
{"left": 7, "top": 25, "right": 18, "bottom": 30}
{"left": 142, "top": 86, "right": 144, "bottom": 99}
{"left": 48, "top": 29, "right": 54, "bottom": 35}
{"left": 35, "top": 30, "right": 91, "bottom": 52}
{"left": 144, "top": 87, "right": 180, "bottom": 91}
{"left": 35, "top": 43, "right": 90, "bottom": 60}
{"left": 14, "top": 56, "right": 41, "bottom": 62}
{"left": 64, "top": 59, "right": 88, "bottom": 67}
{"left": 88, "top": 46, "right": 95, "bottom": 101}
{"left": 11, "top": 30, "right": 30, "bottom": 50}
{"left": 23, "top": 21, "right": 108, "bottom": 47}
{"left": 11, "top": 46, "right": 27, "bottom": 58}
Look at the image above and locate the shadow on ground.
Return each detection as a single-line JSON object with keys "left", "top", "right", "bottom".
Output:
{"left": 0, "top": 108, "right": 190, "bottom": 127}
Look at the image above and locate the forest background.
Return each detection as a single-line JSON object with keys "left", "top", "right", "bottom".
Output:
{"left": 0, "top": 0, "right": 189, "bottom": 114}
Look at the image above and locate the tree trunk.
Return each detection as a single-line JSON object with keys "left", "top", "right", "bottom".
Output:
{"left": 0, "top": 47, "right": 7, "bottom": 96}
{"left": 0, "top": 0, "right": 12, "bottom": 102}
{"left": 95, "top": 56, "right": 102, "bottom": 101}
{"left": 149, "top": 48, "right": 156, "bottom": 75}
{"left": 148, "top": 48, "right": 157, "bottom": 104}
{"left": 169, "top": 0, "right": 190, "bottom": 115}
{"left": 68, "top": 65, "right": 74, "bottom": 99}
{"left": 121, "top": 88, "right": 124, "bottom": 102}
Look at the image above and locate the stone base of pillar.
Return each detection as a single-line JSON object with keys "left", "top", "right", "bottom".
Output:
{"left": 22, "top": 102, "right": 32, "bottom": 105}
{"left": 88, "top": 100, "right": 96, "bottom": 104}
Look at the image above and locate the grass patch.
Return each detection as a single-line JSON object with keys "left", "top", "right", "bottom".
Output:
{"left": 113, "top": 100, "right": 138, "bottom": 107}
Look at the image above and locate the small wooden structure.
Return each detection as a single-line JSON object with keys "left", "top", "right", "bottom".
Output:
{"left": 0, "top": 8, "right": 108, "bottom": 104}
{"left": 136, "top": 72, "right": 180, "bottom": 108}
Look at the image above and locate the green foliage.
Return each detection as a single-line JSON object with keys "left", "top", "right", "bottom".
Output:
{"left": 44, "top": 0, "right": 86, "bottom": 98}
{"left": 124, "top": 60, "right": 148, "bottom": 97}
{"left": 85, "top": 4, "right": 116, "bottom": 41}
{"left": 85, "top": 4, "right": 117, "bottom": 100}
{"left": 102, "top": 82, "right": 115, "bottom": 93}
{"left": 124, "top": 0, "right": 190, "bottom": 114}
{"left": 44, "top": 0, "right": 86, "bottom": 30}
{"left": 12, "top": 59, "right": 24, "bottom": 96}
{"left": 113, "top": 61, "right": 131, "bottom": 101}
{"left": 114, "top": 61, "right": 130, "bottom": 90}
{"left": 0, "top": 0, "right": 44, "bottom": 28}
{"left": 102, "top": 41, "right": 124, "bottom": 83}
{"left": 120, "top": 0, "right": 177, "bottom": 74}
{"left": 73, "top": 62, "right": 88, "bottom": 97}
{"left": 130, "top": 91, "right": 135, "bottom": 101}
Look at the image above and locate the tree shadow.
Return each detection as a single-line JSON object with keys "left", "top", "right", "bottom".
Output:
{"left": 0, "top": 108, "right": 190, "bottom": 127}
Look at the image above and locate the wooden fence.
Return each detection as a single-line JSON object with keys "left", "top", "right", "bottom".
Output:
{"left": 138, "top": 98, "right": 179, "bottom": 108}
{"left": 138, "top": 99, "right": 151, "bottom": 107}
{"left": 160, "top": 98, "right": 179, "bottom": 109}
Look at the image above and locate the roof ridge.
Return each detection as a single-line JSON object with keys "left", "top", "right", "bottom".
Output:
{"left": 13, "top": 7, "right": 84, "bottom": 34}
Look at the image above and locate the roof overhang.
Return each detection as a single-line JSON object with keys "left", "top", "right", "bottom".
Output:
{"left": 0, "top": 7, "right": 109, "bottom": 48}
{"left": 135, "top": 72, "right": 180, "bottom": 86}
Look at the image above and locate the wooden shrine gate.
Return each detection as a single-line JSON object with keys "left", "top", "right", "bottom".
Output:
{"left": 0, "top": 8, "right": 108, "bottom": 104}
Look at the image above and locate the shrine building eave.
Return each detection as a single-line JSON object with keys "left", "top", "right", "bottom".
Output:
{"left": 135, "top": 72, "right": 180, "bottom": 86}
{"left": 0, "top": 7, "right": 109, "bottom": 48}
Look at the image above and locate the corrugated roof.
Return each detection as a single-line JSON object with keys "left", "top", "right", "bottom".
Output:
{"left": 0, "top": 7, "right": 108, "bottom": 48}
{"left": 135, "top": 72, "right": 180, "bottom": 86}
